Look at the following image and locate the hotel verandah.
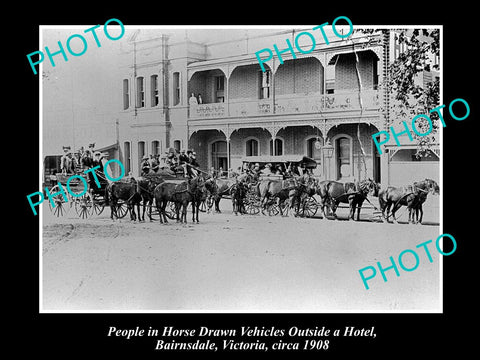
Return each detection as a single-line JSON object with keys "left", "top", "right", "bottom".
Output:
{"left": 118, "top": 27, "right": 440, "bottom": 187}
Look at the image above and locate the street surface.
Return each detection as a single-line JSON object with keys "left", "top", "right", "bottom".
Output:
{"left": 41, "top": 196, "right": 441, "bottom": 312}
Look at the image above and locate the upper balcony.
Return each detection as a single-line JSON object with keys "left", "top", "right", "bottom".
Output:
{"left": 189, "top": 90, "right": 380, "bottom": 119}
{"left": 187, "top": 49, "right": 381, "bottom": 122}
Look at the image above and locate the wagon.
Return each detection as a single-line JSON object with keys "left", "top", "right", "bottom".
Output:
{"left": 46, "top": 170, "right": 112, "bottom": 219}
{"left": 240, "top": 155, "right": 319, "bottom": 217}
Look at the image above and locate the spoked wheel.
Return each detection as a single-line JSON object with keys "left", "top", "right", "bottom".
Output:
{"left": 280, "top": 201, "right": 290, "bottom": 216}
{"left": 115, "top": 201, "right": 129, "bottom": 219}
{"left": 295, "top": 197, "right": 318, "bottom": 218}
{"left": 91, "top": 193, "right": 105, "bottom": 216}
{"left": 267, "top": 202, "right": 280, "bottom": 216}
{"left": 74, "top": 192, "right": 93, "bottom": 219}
{"left": 244, "top": 200, "right": 260, "bottom": 215}
{"left": 199, "top": 200, "right": 207, "bottom": 212}
{"left": 47, "top": 185, "right": 72, "bottom": 217}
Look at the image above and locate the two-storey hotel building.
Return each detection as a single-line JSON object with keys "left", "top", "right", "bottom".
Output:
{"left": 118, "top": 27, "right": 440, "bottom": 186}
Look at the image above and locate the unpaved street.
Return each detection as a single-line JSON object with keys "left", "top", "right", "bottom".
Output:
{"left": 41, "top": 198, "right": 441, "bottom": 312}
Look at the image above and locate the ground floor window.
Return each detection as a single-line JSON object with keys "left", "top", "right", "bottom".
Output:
{"left": 211, "top": 140, "right": 228, "bottom": 171}
{"left": 335, "top": 136, "right": 351, "bottom": 179}
{"left": 173, "top": 140, "right": 181, "bottom": 152}
{"left": 246, "top": 138, "right": 259, "bottom": 157}
{"left": 269, "top": 138, "right": 283, "bottom": 156}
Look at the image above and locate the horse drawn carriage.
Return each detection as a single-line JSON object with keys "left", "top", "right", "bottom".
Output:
{"left": 239, "top": 155, "right": 320, "bottom": 217}
{"left": 46, "top": 171, "right": 110, "bottom": 219}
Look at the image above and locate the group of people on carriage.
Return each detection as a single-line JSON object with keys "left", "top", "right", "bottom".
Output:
{"left": 140, "top": 148, "right": 200, "bottom": 178}
{"left": 60, "top": 143, "right": 106, "bottom": 175}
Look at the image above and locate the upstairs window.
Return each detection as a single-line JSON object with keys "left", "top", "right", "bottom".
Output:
{"left": 151, "top": 75, "right": 159, "bottom": 107}
{"left": 215, "top": 75, "right": 225, "bottom": 102}
{"left": 173, "top": 72, "right": 180, "bottom": 106}
{"left": 259, "top": 70, "right": 271, "bottom": 99}
{"left": 122, "top": 79, "right": 129, "bottom": 110}
{"left": 136, "top": 76, "right": 145, "bottom": 108}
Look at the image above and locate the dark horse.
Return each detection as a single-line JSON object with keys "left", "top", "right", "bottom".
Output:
{"left": 105, "top": 179, "right": 143, "bottom": 221}
{"left": 316, "top": 178, "right": 379, "bottom": 221}
{"left": 230, "top": 180, "right": 249, "bottom": 215}
{"left": 154, "top": 176, "right": 206, "bottom": 224}
{"left": 135, "top": 176, "right": 159, "bottom": 221}
{"left": 378, "top": 178, "right": 439, "bottom": 224}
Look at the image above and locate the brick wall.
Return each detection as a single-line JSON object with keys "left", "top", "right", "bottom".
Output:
{"left": 335, "top": 52, "right": 376, "bottom": 91}
{"left": 275, "top": 57, "right": 322, "bottom": 95}
{"left": 229, "top": 65, "right": 259, "bottom": 99}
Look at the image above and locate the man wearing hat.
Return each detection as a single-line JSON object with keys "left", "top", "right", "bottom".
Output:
{"left": 60, "top": 146, "right": 73, "bottom": 175}
{"left": 187, "top": 151, "right": 199, "bottom": 177}
{"left": 178, "top": 149, "right": 189, "bottom": 177}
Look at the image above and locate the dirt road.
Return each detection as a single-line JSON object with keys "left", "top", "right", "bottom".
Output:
{"left": 41, "top": 201, "right": 441, "bottom": 312}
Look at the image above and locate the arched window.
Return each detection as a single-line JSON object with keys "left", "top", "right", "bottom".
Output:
{"left": 122, "top": 79, "right": 129, "bottom": 110}
{"left": 138, "top": 141, "right": 146, "bottom": 174}
{"left": 269, "top": 138, "right": 283, "bottom": 156}
{"left": 335, "top": 136, "right": 352, "bottom": 179}
{"left": 246, "top": 138, "right": 259, "bottom": 157}
{"left": 136, "top": 76, "right": 145, "bottom": 108}
{"left": 173, "top": 140, "right": 181, "bottom": 152}
{"left": 151, "top": 140, "right": 160, "bottom": 155}
{"left": 211, "top": 140, "right": 228, "bottom": 171}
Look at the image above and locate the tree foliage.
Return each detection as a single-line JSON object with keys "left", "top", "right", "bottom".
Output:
{"left": 356, "top": 28, "right": 440, "bottom": 157}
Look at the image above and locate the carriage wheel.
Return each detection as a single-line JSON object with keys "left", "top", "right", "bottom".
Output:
{"left": 91, "top": 194, "right": 105, "bottom": 216}
{"left": 74, "top": 193, "right": 93, "bottom": 219}
{"left": 47, "top": 185, "right": 71, "bottom": 217}
{"left": 267, "top": 203, "right": 280, "bottom": 216}
{"left": 199, "top": 200, "right": 207, "bottom": 212}
{"left": 244, "top": 200, "right": 260, "bottom": 215}
{"left": 280, "top": 201, "right": 290, "bottom": 216}
{"left": 296, "top": 197, "right": 318, "bottom": 218}
{"left": 115, "top": 201, "right": 129, "bottom": 219}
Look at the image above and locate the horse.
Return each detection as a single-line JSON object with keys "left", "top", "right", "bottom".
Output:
{"left": 135, "top": 176, "right": 160, "bottom": 221}
{"left": 154, "top": 176, "right": 206, "bottom": 224}
{"left": 230, "top": 180, "right": 249, "bottom": 215}
{"left": 412, "top": 179, "right": 440, "bottom": 223}
{"left": 190, "top": 177, "right": 207, "bottom": 223}
{"left": 257, "top": 177, "right": 298, "bottom": 216}
{"left": 316, "top": 178, "right": 379, "bottom": 221}
{"left": 378, "top": 178, "right": 439, "bottom": 224}
{"left": 105, "top": 179, "right": 142, "bottom": 221}
{"left": 210, "top": 173, "right": 252, "bottom": 213}
{"left": 204, "top": 177, "right": 218, "bottom": 213}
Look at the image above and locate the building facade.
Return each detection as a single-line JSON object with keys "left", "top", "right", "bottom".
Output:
{"left": 118, "top": 27, "right": 439, "bottom": 186}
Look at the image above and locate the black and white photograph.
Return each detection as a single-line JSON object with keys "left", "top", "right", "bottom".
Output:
{"left": 17, "top": 7, "right": 476, "bottom": 356}
{"left": 39, "top": 24, "right": 443, "bottom": 312}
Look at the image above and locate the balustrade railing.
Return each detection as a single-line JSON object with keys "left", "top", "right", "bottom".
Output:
{"left": 189, "top": 90, "right": 379, "bottom": 119}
